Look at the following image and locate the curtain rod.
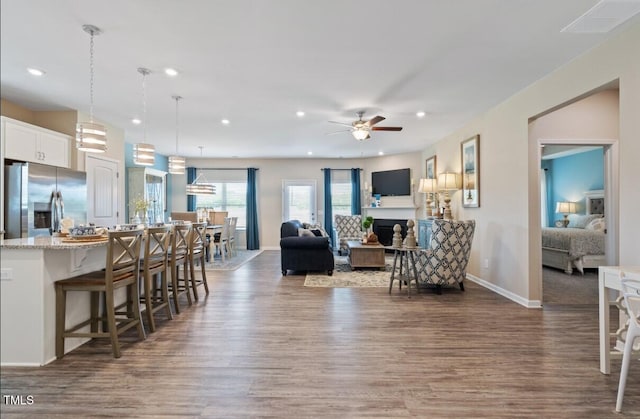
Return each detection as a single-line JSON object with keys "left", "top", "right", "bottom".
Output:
{"left": 191, "top": 167, "right": 259, "bottom": 171}
{"left": 320, "top": 168, "right": 363, "bottom": 171}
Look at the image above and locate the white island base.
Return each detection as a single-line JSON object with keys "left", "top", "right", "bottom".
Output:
{"left": 1, "top": 237, "right": 109, "bottom": 366}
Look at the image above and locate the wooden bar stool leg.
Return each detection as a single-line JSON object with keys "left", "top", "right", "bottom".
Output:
{"left": 171, "top": 263, "right": 181, "bottom": 314}
{"left": 183, "top": 263, "right": 192, "bottom": 306}
{"left": 200, "top": 254, "right": 209, "bottom": 294}
{"left": 130, "top": 281, "right": 146, "bottom": 340}
{"left": 55, "top": 285, "right": 66, "bottom": 359}
{"left": 161, "top": 271, "right": 173, "bottom": 319}
{"left": 90, "top": 291, "right": 100, "bottom": 333}
{"left": 104, "top": 290, "right": 121, "bottom": 358}
{"left": 189, "top": 257, "right": 199, "bottom": 301}
{"left": 144, "top": 271, "right": 156, "bottom": 333}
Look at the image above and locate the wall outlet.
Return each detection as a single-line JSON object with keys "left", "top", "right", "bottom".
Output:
{"left": 483, "top": 259, "right": 489, "bottom": 269}
{"left": 1, "top": 268, "right": 13, "bottom": 281}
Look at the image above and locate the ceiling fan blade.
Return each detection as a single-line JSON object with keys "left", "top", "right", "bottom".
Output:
{"left": 366, "top": 115, "right": 385, "bottom": 126}
{"left": 326, "top": 129, "right": 352, "bottom": 135}
{"left": 328, "top": 120, "right": 353, "bottom": 127}
{"left": 372, "top": 126, "right": 403, "bottom": 131}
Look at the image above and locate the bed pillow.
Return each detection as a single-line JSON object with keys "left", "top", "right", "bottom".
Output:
{"left": 585, "top": 217, "right": 605, "bottom": 232}
{"left": 567, "top": 214, "right": 602, "bottom": 229}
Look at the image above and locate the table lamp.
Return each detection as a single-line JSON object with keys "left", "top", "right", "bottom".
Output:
{"left": 437, "top": 172, "right": 461, "bottom": 220}
{"left": 418, "top": 178, "right": 438, "bottom": 217}
{"left": 556, "top": 201, "right": 577, "bottom": 227}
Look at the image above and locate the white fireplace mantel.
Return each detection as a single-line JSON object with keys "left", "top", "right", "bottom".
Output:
{"left": 362, "top": 206, "right": 418, "bottom": 220}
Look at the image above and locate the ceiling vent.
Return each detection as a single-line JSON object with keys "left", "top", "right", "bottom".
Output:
{"left": 561, "top": 0, "right": 640, "bottom": 33}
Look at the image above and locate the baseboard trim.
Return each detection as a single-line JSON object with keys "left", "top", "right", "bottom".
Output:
{"left": 466, "top": 274, "right": 542, "bottom": 309}
{"left": 262, "top": 246, "right": 280, "bottom": 251}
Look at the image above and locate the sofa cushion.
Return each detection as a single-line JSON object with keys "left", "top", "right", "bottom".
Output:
{"left": 280, "top": 236, "right": 330, "bottom": 249}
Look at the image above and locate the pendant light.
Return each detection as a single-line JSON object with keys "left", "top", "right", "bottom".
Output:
{"left": 186, "top": 147, "right": 216, "bottom": 195}
{"left": 76, "top": 25, "right": 107, "bottom": 153}
{"left": 133, "top": 67, "right": 155, "bottom": 166}
{"left": 168, "top": 95, "right": 186, "bottom": 174}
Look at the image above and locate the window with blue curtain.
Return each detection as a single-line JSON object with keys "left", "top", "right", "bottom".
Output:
{"left": 322, "top": 168, "right": 334, "bottom": 246}
{"left": 246, "top": 168, "right": 260, "bottom": 250}
{"left": 351, "top": 168, "right": 361, "bottom": 215}
{"left": 187, "top": 167, "right": 196, "bottom": 211}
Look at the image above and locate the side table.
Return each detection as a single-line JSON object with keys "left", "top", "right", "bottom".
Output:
{"left": 388, "top": 246, "right": 420, "bottom": 297}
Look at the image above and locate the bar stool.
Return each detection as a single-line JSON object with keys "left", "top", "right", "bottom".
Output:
{"left": 140, "top": 225, "right": 172, "bottom": 333}
{"left": 188, "top": 222, "right": 210, "bottom": 301}
{"left": 615, "top": 277, "right": 640, "bottom": 412}
{"left": 55, "top": 229, "right": 145, "bottom": 359}
{"left": 168, "top": 223, "right": 192, "bottom": 314}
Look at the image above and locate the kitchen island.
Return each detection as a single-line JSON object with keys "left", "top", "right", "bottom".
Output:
{"left": 1, "top": 236, "right": 108, "bottom": 366}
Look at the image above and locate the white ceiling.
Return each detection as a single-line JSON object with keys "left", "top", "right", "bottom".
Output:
{"left": 1, "top": 0, "right": 638, "bottom": 159}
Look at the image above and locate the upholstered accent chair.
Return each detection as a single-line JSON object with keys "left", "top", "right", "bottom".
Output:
{"left": 334, "top": 214, "right": 362, "bottom": 255}
{"left": 415, "top": 219, "right": 476, "bottom": 293}
{"left": 280, "top": 220, "right": 334, "bottom": 276}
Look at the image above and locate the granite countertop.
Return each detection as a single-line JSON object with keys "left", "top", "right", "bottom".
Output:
{"left": 0, "top": 236, "right": 109, "bottom": 250}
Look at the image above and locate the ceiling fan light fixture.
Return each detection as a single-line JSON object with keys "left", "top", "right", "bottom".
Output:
{"left": 352, "top": 128, "right": 370, "bottom": 141}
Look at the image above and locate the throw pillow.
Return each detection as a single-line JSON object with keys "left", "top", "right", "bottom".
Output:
{"left": 585, "top": 217, "right": 605, "bottom": 232}
{"left": 298, "top": 228, "right": 315, "bottom": 237}
{"left": 567, "top": 214, "right": 602, "bottom": 229}
{"left": 310, "top": 229, "right": 323, "bottom": 237}
{"left": 304, "top": 223, "right": 329, "bottom": 237}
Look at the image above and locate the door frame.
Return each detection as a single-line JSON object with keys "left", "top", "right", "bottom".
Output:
{"left": 533, "top": 138, "right": 619, "bottom": 303}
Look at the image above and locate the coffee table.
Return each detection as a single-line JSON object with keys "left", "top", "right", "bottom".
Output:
{"left": 346, "top": 240, "right": 386, "bottom": 270}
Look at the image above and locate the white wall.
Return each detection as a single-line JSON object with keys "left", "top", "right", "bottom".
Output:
{"left": 424, "top": 22, "right": 640, "bottom": 305}
{"left": 173, "top": 152, "right": 422, "bottom": 249}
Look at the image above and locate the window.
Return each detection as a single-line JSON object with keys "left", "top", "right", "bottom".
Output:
{"left": 283, "top": 180, "right": 316, "bottom": 223}
{"left": 331, "top": 170, "right": 352, "bottom": 216}
{"left": 194, "top": 170, "right": 247, "bottom": 227}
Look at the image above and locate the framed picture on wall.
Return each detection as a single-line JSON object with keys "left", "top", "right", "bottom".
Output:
{"left": 461, "top": 135, "right": 480, "bottom": 208}
{"left": 425, "top": 155, "right": 437, "bottom": 179}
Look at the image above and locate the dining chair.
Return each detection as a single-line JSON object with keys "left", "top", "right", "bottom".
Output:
{"left": 139, "top": 225, "right": 172, "bottom": 333}
{"left": 213, "top": 218, "right": 232, "bottom": 263}
{"left": 55, "top": 229, "right": 145, "bottom": 359}
{"left": 615, "top": 276, "right": 640, "bottom": 412}
{"left": 168, "top": 223, "right": 193, "bottom": 314}
{"left": 188, "top": 222, "right": 210, "bottom": 300}
{"left": 227, "top": 217, "right": 238, "bottom": 257}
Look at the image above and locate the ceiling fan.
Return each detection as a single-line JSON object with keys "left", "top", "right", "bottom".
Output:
{"left": 328, "top": 111, "right": 403, "bottom": 141}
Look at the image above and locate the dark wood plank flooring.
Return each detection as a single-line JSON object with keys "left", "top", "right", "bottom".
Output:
{"left": 1, "top": 250, "right": 638, "bottom": 418}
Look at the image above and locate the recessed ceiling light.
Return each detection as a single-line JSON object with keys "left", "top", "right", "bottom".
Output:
{"left": 378, "top": 151, "right": 384, "bottom": 156}
{"left": 27, "top": 67, "right": 45, "bottom": 76}
{"left": 416, "top": 111, "right": 426, "bottom": 118}
{"left": 131, "top": 118, "right": 141, "bottom": 125}
{"left": 221, "top": 119, "right": 230, "bottom": 125}
{"left": 296, "top": 111, "right": 305, "bottom": 117}
{"left": 307, "top": 151, "right": 313, "bottom": 155}
{"left": 164, "top": 68, "right": 179, "bottom": 77}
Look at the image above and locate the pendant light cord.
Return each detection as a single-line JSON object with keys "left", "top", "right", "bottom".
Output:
{"left": 89, "top": 30, "right": 95, "bottom": 122}
{"left": 174, "top": 96, "right": 181, "bottom": 154}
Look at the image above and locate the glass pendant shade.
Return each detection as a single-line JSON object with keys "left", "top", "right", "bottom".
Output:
{"left": 352, "top": 128, "right": 369, "bottom": 141}
{"left": 168, "top": 155, "right": 186, "bottom": 174}
{"left": 133, "top": 143, "right": 155, "bottom": 166}
{"left": 76, "top": 121, "right": 107, "bottom": 152}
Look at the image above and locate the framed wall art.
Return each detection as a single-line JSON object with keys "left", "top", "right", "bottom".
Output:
{"left": 425, "top": 155, "right": 437, "bottom": 179}
{"left": 461, "top": 135, "right": 480, "bottom": 208}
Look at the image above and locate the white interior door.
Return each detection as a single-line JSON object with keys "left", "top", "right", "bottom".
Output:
{"left": 86, "top": 155, "right": 119, "bottom": 227}
{"left": 282, "top": 180, "right": 316, "bottom": 223}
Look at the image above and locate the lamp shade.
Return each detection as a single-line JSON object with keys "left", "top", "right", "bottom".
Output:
{"left": 168, "top": 155, "right": 186, "bottom": 174}
{"left": 76, "top": 121, "right": 107, "bottom": 152}
{"left": 437, "top": 172, "right": 461, "bottom": 191}
{"left": 133, "top": 143, "right": 155, "bottom": 166}
{"left": 418, "top": 178, "right": 437, "bottom": 193}
{"left": 186, "top": 183, "right": 216, "bottom": 195}
{"left": 556, "top": 201, "right": 577, "bottom": 214}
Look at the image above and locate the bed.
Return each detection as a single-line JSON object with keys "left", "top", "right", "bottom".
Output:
{"left": 541, "top": 190, "right": 606, "bottom": 275}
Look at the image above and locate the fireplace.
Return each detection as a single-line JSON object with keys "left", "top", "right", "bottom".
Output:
{"left": 373, "top": 219, "right": 408, "bottom": 246}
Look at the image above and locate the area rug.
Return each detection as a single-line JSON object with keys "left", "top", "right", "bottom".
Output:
{"left": 205, "top": 249, "right": 263, "bottom": 271}
{"left": 304, "top": 256, "right": 393, "bottom": 288}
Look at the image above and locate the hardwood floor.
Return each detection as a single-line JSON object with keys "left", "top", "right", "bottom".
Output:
{"left": 1, "top": 250, "right": 638, "bottom": 418}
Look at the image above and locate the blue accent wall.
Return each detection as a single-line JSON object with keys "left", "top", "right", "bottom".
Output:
{"left": 544, "top": 148, "right": 603, "bottom": 226}
{"left": 124, "top": 143, "right": 172, "bottom": 221}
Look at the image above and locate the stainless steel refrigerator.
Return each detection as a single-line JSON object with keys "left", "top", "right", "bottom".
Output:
{"left": 4, "top": 161, "right": 87, "bottom": 238}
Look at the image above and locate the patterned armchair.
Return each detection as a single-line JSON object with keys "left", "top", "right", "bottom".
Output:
{"left": 334, "top": 214, "right": 362, "bottom": 255}
{"left": 415, "top": 219, "right": 476, "bottom": 293}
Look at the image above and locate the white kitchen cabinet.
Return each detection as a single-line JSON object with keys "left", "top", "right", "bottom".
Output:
{"left": 1, "top": 116, "right": 70, "bottom": 168}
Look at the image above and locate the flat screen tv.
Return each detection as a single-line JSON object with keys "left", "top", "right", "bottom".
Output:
{"left": 371, "top": 168, "right": 411, "bottom": 196}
